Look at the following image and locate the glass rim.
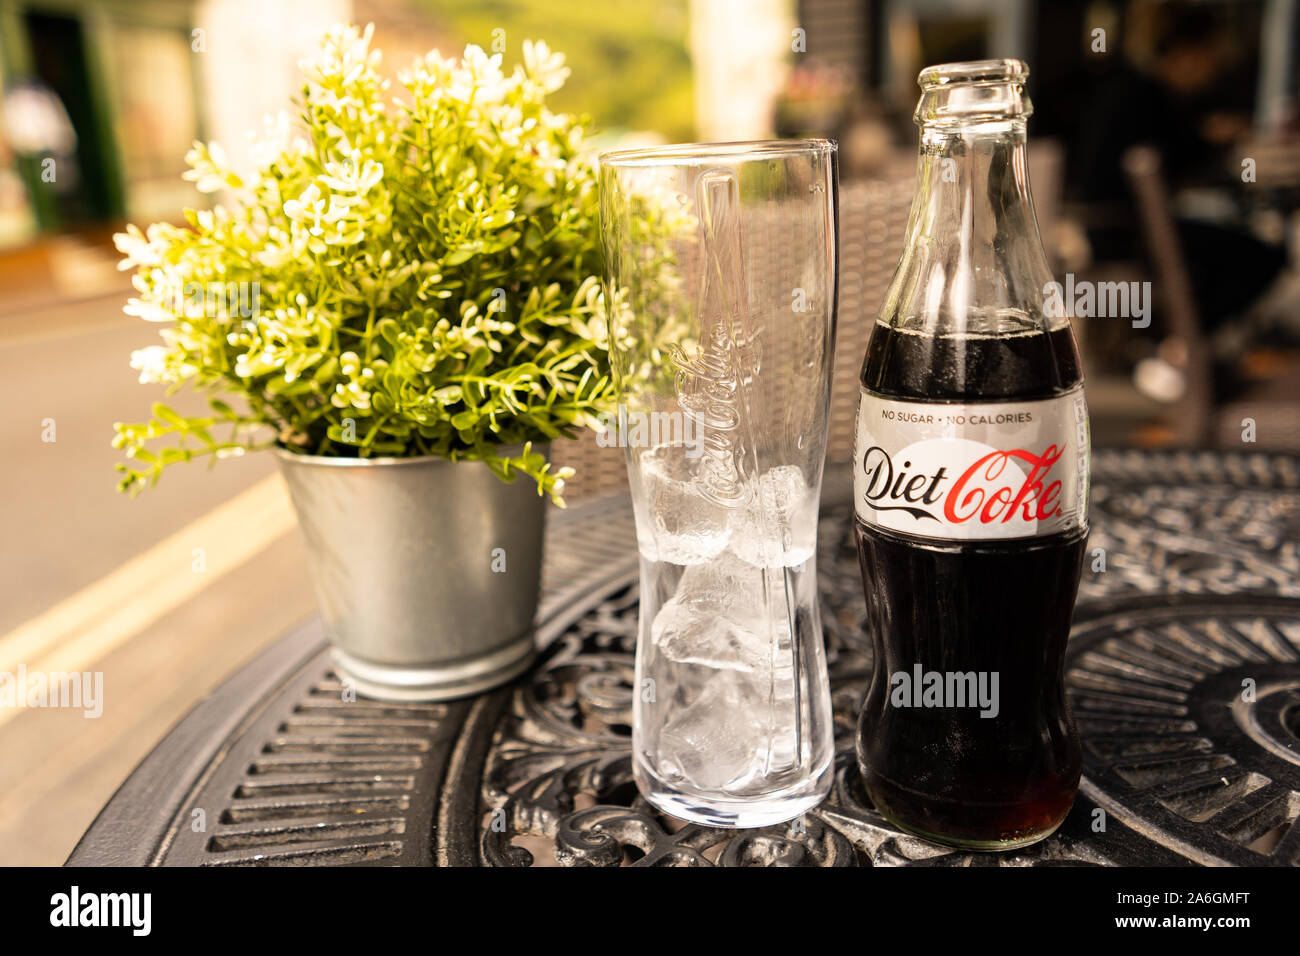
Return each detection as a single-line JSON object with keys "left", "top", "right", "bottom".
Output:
{"left": 599, "top": 138, "right": 836, "bottom": 167}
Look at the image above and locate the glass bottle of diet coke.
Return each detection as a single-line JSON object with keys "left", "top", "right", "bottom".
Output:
{"left": 853, "top": 59, "right": 1090, "bottom": 851}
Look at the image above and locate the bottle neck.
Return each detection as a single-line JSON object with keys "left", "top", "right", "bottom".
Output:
{"left": 881, "top": 118, "right": 1057, "bottom": 336}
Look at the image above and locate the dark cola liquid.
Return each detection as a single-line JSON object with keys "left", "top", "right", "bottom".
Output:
{"left": 855, "top": 322, "right": 1086, "bottom": 850}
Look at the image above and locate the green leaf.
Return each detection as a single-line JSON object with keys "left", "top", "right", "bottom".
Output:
{"left": 152, "top": 403, "right": 185, "bottom": 427}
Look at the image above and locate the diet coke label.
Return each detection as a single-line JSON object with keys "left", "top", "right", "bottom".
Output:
{"left": 853, "top": 387, "right": 1089, "bottom": 541}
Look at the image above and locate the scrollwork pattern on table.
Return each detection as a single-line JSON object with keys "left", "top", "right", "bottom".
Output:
{"left": 474, "top": 456, "right": 1299, "bottom": 866}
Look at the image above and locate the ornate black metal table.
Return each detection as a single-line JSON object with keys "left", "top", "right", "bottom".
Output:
{"left": 68, "top": 449, "right": 1300, "bottom": 867}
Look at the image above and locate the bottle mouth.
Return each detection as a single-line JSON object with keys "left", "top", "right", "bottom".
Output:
{"left": 918, "top": 58, "right": 1029, "bottom": 89}
{"left": 914, "top": 58, "right": 1032, "bottom": 127}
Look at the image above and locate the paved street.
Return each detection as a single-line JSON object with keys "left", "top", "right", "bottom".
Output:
{"left": 0, "top": 290, "right": 315, "bottom": 865}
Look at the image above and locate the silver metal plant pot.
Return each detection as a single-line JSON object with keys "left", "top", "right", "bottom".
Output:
{"left": 273, "top": 446, "right": 545, "bottom": 701}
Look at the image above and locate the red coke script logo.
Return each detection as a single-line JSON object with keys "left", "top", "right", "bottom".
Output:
{"left": 944, "top": 445, "right": 1064, "bottom": 525}
{"left": 860, "top": 443, "right": 1065, "bottom": 526}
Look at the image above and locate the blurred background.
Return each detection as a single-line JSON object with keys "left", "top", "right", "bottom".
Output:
{"left": 0, "top": 0, "right": 1296, "bottom": 864}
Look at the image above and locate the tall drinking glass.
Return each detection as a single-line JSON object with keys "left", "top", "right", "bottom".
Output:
{"left": 598, "top": 141, "right": 838, "bottom": 827}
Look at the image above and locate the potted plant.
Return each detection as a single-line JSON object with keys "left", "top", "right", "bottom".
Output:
{"left": 112, "top": 24, "right": 613, "bottom": 700}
